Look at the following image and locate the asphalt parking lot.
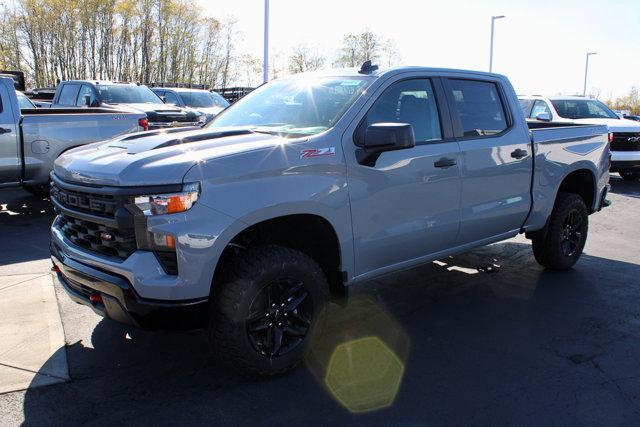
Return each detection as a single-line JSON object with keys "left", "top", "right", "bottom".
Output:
{"left": 0, "top": 176, "right": 639, "bottom": 426}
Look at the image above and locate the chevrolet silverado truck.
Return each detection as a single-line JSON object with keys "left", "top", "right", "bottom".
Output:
{"left": 50, "top": 80, "right": 204, "bottom": 130}
{"left": 520, "top": 95, "right": 640, "bottom": 181}
{"left": 0, "top": 77, "right": 147, "bottom": 195}
{"left": 50, "top": 65, "right": 610, "bottom": 377}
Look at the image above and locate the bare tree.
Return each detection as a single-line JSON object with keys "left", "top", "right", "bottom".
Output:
{"left": 335, "top": 30, "right": 383, "bottom": 68}
{"left": 288, "top": 44, "right": 325, "bottom": 74}
{"left": 381, "top": 38, "right": 401, "bottom": 68}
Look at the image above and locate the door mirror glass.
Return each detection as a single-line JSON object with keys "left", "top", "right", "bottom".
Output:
{"left": 535, "top": 111, "right": 551, "bottom": 122}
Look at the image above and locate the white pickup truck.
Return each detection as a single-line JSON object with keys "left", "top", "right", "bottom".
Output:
{"left": 520, "top": 95, "right": 640, "bottom": 181}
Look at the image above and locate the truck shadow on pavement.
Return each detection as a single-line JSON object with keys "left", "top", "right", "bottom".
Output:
{"left": 0, "top": 189, "right": 55, "bottom": 267}
{"left": 20, "top": 241, "right": 640, "bottom": 425}
{"left": 609, "top": 175, "right": 640, "bottom": 199}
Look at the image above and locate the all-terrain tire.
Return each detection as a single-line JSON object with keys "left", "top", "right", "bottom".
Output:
{"left": 208, "top": 245, "right": 330, "bottom": 377}
{"left": 532, "top": 192, "right": 588, "bottom": 271}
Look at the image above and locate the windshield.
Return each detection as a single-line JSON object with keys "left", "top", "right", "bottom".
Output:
{"left": 97, "top": 84, "right": 161, "bottom": 104}
{"left": 16, "top": 92, "right": 35, "bottom": 109}
{"left": 207, "top": 76, "right": 371, "bottom": 137}
{"left": 551, "top": 99, "right": 619, "bottom": 120}
{"left": 179, "top": 91, "right": 229, "bottom": 109}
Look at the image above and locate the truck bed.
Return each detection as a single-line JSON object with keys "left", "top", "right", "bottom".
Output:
{"left": 524, "top": 122, "right": 609, "bottom": 232}
{"left": 20, "top": 110, "right": 146, "bottom": 185}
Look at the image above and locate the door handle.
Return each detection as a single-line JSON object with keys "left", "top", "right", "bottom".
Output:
{"left": 511, "top": 148, "right": 528, "bottom": 159}
{"left": 0, "top": 128, "right": 11, "bottom": 134}
{"left": 434, "top": 158, "right": 457, "bottom": 168}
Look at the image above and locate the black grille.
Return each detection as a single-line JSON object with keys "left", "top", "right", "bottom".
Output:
{"left": 58, "top": 215, "right": 136, "bottom": 259}
{"left": 611, "top": 132, "right": 640, "bottom": 152}
{"left": 51, "top": 181, "right": 137, "bottom": 260}
{"left": 50, "top": 185, "right": 118, "bottom": 218}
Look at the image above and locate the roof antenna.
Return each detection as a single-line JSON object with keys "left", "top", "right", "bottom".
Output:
{"left": 358, "top": 60, "right": 378, "bottom": 74}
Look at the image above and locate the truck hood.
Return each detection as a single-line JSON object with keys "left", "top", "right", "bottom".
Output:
{"left": 571, "top": 118, "right": 640, "bottom": 132}
{"left": 103, "top": 102, "right": 199, "bottom": 122}
{"left": 53, "top": 127, "right": 285, "bottom": 187}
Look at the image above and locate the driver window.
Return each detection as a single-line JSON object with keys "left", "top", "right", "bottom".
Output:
{"left": 361, "top": 79, "right": 442, "bottom": 143}
{"left": 76, "top": 85, "right": 97, "bottom": 107}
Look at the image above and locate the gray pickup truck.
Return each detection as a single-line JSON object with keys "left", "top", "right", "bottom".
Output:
{"left": 0, "top": 77, "right": 147, "bottom": 194}
{"left": 50, "top": 65, "right": 610, "bottom": 377}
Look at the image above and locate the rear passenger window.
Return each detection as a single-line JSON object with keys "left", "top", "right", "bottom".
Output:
{"left": 360, "top": 79, "right": 442, "bottom": 143}
{"left": 448, "top": 79, "right": 508, "bottom": 137}
{"left": 58, "top": 84, "right": 81, "bottom": 106}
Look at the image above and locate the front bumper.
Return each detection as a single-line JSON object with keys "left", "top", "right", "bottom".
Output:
{"left": 610, "top": 151, "right": 640, "bottom": 172}
{"left": 611, "top": 160, "right": 640, "bottom": 173}
{"left": 51, "top": 242, "right": 208, "bottom": 330}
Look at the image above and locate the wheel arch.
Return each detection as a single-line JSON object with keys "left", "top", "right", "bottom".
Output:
{"left": 556, "top": 167, "right": 597, "bottom": 213}
{"left": 210, "top": 208, "right": 351, "bottom": 299}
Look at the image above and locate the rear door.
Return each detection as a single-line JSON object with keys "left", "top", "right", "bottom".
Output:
{"left": 0, "top": 83, "right": 20, "bottom": 184}
{"left": 344, "top": 76, "right": 462, "bottom": 277}
{"left": 442, "top": 77, "right": 532, "bottom": 245}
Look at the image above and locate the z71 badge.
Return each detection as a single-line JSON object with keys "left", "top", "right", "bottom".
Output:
{"left": 300, "top": 147, "right": 336, "bottom": 159}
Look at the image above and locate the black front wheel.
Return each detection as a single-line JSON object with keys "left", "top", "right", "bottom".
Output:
{"left": 532, "top": 192, "right": 589, "bottom": 271}
{"left": 208, "top": 245, "right": 329, "bottom": 377}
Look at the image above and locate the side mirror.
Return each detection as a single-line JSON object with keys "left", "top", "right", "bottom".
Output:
{"left": 160, "top": 95, "right": 167, "bottom": 103}
{"left": 356, "top": 123, "right": 415, "bottom": 166}
{"left": 84, "top": 94, "right": 91, "bottom": 107}
{"left": 535, "top": 112, "right": 551, "bottom": 122}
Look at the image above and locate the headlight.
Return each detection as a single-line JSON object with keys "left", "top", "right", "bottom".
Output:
{"left": 133, "top": 183, "right": 200, "bottom": 216}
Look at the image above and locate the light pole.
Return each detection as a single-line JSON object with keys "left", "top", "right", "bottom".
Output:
{"left": 583, "top": 52, "right": 597, "bottom": 97}
{"left": 263, "top": 0, "right": 270, "bottom": 84}
{"left": 489, "top": 15, "right": 505, "bottom": 73}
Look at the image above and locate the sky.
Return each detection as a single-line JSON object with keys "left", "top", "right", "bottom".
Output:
{"left": 198, "top": 0, "right": 640, "bottom": 99}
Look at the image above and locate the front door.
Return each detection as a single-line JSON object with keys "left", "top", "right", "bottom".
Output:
{"left": 344, "top": 77, "right": 462, "bottom": 278}
{"left": 443, "top": 77, "right": 533, "bottom": 245}
{"left": 0, "top": 83, "right": 20, "bottom": 184}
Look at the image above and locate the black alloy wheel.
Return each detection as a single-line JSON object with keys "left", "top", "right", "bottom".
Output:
{"left": 246, "top": 278, "right": 313, "bottom": 357}
{"left": 560, "top": 208, "right": 585, "bottom": 257}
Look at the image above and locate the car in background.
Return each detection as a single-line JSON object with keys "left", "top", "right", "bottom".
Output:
{"left": 50, "top": 80, "right": 203, "bottom": 130}
{"left": 520, "top": 95, "right": 640, "bottom": 181}
{"left": 151, "top": 87, "right": 229, "bottom": 125}
{"left": 16, "top": 91, "right": 36, "bottom": 109}
{"left": 0, "top": 77, "right": 147, "bottom": 195}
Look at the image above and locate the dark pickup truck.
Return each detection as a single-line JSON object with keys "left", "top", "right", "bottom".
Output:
{"left": 50, "top": 80, "right": 204, "bottom": 130}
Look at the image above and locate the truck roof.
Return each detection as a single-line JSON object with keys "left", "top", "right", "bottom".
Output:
{"left": 288, "top": 66, "right": 507, "bottom": 80}
{"left": 63, "top": 80, "right": 140, "bottom": 86}
{"left": 519, "top": 95, "right": 596, "bottom": 101}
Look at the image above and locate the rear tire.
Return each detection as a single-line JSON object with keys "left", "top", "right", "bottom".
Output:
{"left": 208, "top": 245, "right": 330, "bottom": 377}
{"left": 531, "top": 192, "right": 588, "bottom": 271}
{"left": 620, "top": 171, "right": 640, "bottom": 181}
